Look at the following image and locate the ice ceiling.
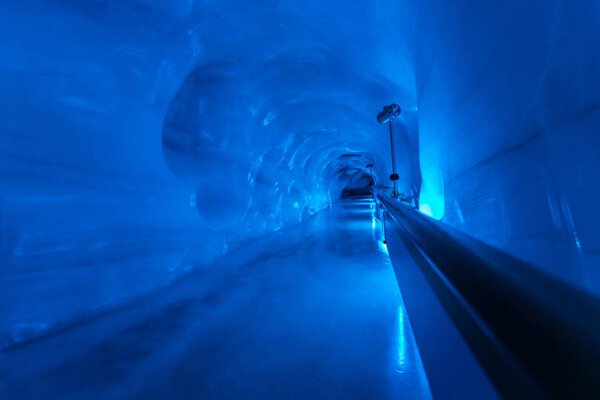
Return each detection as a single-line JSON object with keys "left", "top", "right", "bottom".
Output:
{"left": 1, "top": 0, "right": 599, "bottom": 339}
{"left": 163, "top": 48, "right": 393, "bottom": 230}
{"left": 160, "top": 1, "right": 418, "bottom": 231}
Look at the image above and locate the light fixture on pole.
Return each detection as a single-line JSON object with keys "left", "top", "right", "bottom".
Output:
{"left": 377, "top": 103, "right": 401, "bottom": 197}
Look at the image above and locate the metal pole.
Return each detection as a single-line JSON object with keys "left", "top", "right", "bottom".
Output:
{"left": 377, "top": 103, "right": 401, "bottom": 198}
{"left": 388, "top": 121, "right": 398, "bottom": 197}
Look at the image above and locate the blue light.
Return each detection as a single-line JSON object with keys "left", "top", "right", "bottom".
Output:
{"left": 419, "top": 203, "right": 434, "bottom": 218}
{"left": 1, "top": 0, "right": 599, "bottom": 397}
{"left": 418, "top": 191, "right": 444, "bottom": 220}
{"left": 419, "top": 160, "right": 445, "bottom": 220}
{"left": 379, "top": 241, "right": 388, "bottom": 254}
{"left": 397, "top": 306, "right": 407, "bottom": 369}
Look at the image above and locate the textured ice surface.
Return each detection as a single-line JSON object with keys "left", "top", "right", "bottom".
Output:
{"left": 0, "top": 0, "right": 599, "bottom": 355}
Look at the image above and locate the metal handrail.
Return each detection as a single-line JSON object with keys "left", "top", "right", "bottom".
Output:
{"left": 376, "top": 191, "right": 600, "bottom": 399}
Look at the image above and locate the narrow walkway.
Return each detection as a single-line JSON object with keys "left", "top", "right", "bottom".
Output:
{"left": 0, "top": 198, "right": 431, "bottom": 399}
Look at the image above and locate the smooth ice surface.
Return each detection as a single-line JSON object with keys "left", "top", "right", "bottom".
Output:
{"left": 0, "top": 199, "right": 431, "bottom": 400}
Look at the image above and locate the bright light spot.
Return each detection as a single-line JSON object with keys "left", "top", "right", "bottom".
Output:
{"left": 419, "top": 203, "right": 433, "bottom": 217}
{"left": 419, "top": 165, "right": 445, "bottom": 220}
{"left": 419, "top": 198, "right": 443, "bottom": 220}
{"left": 293, "top": 201, "right": 299, "bottom": 209}
{"left": 378, "top": 241, "right": 388, "bottom": 254}
{"left": 397, "top": 306, "right": 406, "bottom": 368}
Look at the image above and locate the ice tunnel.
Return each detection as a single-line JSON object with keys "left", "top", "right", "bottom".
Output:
{"left": 1, "top": 0, "right": 600, "bottom": 399}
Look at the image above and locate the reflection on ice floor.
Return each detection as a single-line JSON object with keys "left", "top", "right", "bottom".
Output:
{"left": 0, "top": 197, "right": 431, "bottom": 399}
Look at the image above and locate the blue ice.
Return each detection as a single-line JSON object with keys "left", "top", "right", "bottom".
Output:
{"left": 0, "top": 0, "right": 599, "bottom": 398}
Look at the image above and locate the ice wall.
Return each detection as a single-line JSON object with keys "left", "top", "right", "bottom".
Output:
{"left": 395, "top": 1, "right": 600, "bottom": 291}
{"left": 0, "top": 1, "right": 217, "bottom": 345}
{"left": 0, "top": 0, "right": 599, "bottom": 345}
{"left": 0, "top": 0, "right": 414, "bottom": 346}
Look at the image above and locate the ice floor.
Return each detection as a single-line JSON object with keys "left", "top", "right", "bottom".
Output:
{"left": 0, "top": 198, "right": 431, "bottom": 400}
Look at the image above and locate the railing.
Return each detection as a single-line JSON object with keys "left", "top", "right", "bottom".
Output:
{"left": 375, "top": 191, "right": 600, "bottom": 399}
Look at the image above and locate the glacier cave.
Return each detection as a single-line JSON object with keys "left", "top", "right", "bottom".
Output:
{"left": 1, "top": 0, "right": 599, "bottom": 399}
